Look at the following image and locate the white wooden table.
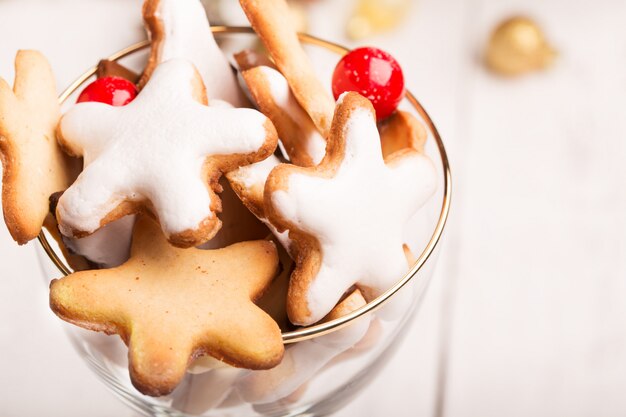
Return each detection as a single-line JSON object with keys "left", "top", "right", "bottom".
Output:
{"left": 1, "top": 0, "right": 624, "bottom": 416}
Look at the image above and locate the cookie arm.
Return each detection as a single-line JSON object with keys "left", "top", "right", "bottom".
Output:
{"left": 214, "top": 304, "right": 284, "bottom": 370}
{"left": 56, "top": 160, "right": 128, "bottom": 237}
{"left": 128, "top": 325, "right": 195, "bottom": 396}
{"left": 191, "top": 106, "right": 278, "bottom": 171}
{"left": 57, "top": 102, "right": 118, "bottom": 159}
{"left": 49, "top": 269, "right": 130, "bottom": 335}
{"left": 385, "top": 150, "right": 437, "bottom": 216}
{"left": 13, "top": 50, "right": 58, "bottom": 107}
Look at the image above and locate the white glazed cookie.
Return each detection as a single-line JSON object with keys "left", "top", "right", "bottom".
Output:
{"left": 140, "top": 0, "right": 248, "bottom": 107}
{"left": 264, "top": 92, "right": 437, "bottom": 325}
{"left": 56, "top": 59, "right": 277, "bottom": 248}
{"left": 62, "top": 215, "right": 136, "bottom": 268}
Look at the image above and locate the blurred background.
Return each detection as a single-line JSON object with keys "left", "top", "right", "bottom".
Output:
{"left": 1, "top": 0, "right": 625, "bottom": 416}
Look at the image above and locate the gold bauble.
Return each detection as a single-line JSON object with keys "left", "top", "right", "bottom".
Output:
{"left": 485, "top": 16, "right": 556, "bottom": 76}
{"left": 347, "top": 0, "right": 412, "bottom": 40}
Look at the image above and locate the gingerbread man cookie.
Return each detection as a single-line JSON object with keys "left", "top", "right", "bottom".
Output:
{"left": 265, "top": 92, "right": 437, "bottom": 325}
{"left": 0, "top": 50, "right": 75, "bottom": 244}
{"left": 141, "top": 0, "right": 248, "bottom": 107}
{"left": 49, "top": 216, "right": 284, "bottom": 396}
{"left": 56, "top": 59, "right": 277, "bottom": 248}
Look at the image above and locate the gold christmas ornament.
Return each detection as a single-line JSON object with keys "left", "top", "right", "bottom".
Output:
{"left": 485, "top": 16, "right": 556, "bottom": 76}
{"left": 347, "top": 0, "right": 412, "bottom": 40}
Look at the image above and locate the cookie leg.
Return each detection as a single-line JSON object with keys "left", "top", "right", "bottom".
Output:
{"left": 147, "top": 174, "right": 221, "bottom": 248}
{"left": 56, "top": 166, "right": 126, "bottom": 237}
{"left": 128, "top": 327, "right": 194, "bottom": 396}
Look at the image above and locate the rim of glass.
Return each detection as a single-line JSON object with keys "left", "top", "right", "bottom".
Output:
{"left": 38, "top": 26, "right": 452, "bottom": 344}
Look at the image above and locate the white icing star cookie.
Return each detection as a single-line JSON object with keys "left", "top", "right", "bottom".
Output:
{"left": 141, "top": 0, "right": 248, "bottom": 107}
{"left": 56, "top": 59, "right": 277, "bottom": 248}
{"left": 264, "top": 92, "right": 437, "bottom": 325}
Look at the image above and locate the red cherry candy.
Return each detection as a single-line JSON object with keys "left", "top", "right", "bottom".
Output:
{"left": 77, "top": 76, "right": 138, "bottom": 106}
{"left": 332, "top": 47, "right": 405, "bottom": 121}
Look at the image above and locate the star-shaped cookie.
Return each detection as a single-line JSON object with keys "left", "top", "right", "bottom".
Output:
{"left": 56, "top": 58, "right": 277, "bottom": 248}
{"left": 0, "top": 50, "right": 75, "bottom": 244}
{"left": 49, "top": 216, "right": 284, "bottom": 396}
{"left": 264, "top": 92, "right": 437, "bottom": 325}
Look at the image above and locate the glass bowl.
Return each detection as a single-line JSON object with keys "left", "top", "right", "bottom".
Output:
{"left": 37, "top": 27, "right": 451, "bottom": 417}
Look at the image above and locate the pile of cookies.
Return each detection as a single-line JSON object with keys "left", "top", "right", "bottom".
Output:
{"left": 0, "top": 0, "right": 436, "bottom": 399}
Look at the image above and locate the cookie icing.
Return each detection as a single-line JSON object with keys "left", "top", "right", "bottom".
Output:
{"left": 57, "top": 59, "right": 272, "bottom": 240}
{"left": 63, "top": 216, "right": 135, "bottom": 268}
{"left": 267, "top": 93, "right": 437, "bottom": 324}
{"left": 151, "top": 0, "right": 247, "bottom": 106}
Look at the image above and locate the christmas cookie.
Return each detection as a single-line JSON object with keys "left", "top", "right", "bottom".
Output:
{"left": 56, "top": 59, "right": 277, "bottom": 248}
{"left": 49, "top": 216, "right": 284, "bottom": 396}
{"left": 239, "top": 0, "right": 335, "bottom": 136}
{"left": 264, "top": 92, "right": 437, "bottom": 325}
{"left": 0, "top": 50, "right": 75, "bottom": 244}
{"left": 140, "top": 0, "right": 248, "bottom": 107}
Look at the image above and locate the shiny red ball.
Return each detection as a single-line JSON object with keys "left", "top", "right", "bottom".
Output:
{"left": 77, "top": 76, "right": 138, "bottom": 106}
{"left": 332, "top": 47, "right": 405, "bottom": 121}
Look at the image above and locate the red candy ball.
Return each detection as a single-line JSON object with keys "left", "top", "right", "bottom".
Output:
{"left": 332, "top": 47, "right": 405, "bottom": 121}
{"left": 77, "top": 76, "right": 138, "bottom": 106}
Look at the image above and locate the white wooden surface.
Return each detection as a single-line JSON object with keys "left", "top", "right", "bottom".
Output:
{"left": 1, "top": 0, "right": 625, "bottom": 416}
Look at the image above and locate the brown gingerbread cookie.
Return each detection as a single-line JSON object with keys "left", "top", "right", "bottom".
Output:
{"left": 49, "top": 216, "right": 284, "bottom": 396}
{"left": 0, "top": 50, "right": 76, "bottom": 244}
